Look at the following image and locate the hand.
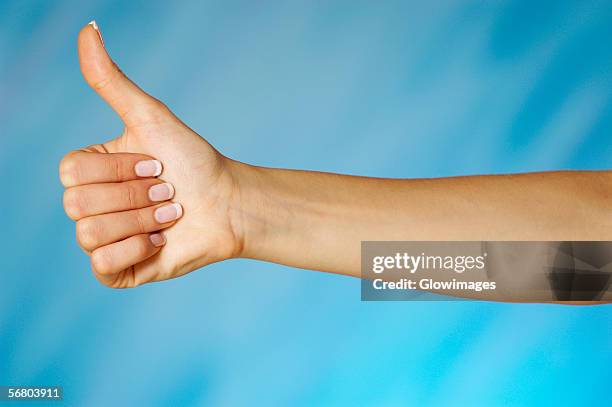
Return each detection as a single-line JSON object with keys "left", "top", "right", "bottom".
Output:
{"left": 60, "top": 22, "right": 244, "bottom": 288}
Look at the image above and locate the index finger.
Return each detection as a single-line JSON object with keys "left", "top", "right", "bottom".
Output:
{"left": 59, "top": 150, "right": 162, "bottom": 187}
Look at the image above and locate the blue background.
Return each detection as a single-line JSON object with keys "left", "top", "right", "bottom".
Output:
{"left": 1, "top": 0, "right": 611, "bottom": 405}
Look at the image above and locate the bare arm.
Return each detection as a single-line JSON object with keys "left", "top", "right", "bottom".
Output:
{"left": 61, "top": 22, "right": 611, "bottom": 304}
{"left": 231, "top": 163, "right": 612, "bottom": 277}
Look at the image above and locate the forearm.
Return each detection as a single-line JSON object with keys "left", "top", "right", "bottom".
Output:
{"left": 228, "top": 162, "right": 612, "bottom": 277}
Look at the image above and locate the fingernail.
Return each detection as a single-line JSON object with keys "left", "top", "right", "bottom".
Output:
{"left": 88, "top": 20, "right": 105, "bottom": 47}
{"left": 149, "top": 233, "right": 166, "bottom": 247}
{"left": 135, "top": 160, "right": 162, "bottom": 177}
{"left": 148, "top": 183, "right": 175, "bottom": 202}
{"left": 154, "top": 203, "right": 183, "bottom": 223}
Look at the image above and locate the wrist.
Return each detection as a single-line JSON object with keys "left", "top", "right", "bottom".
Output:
{"left": 224, "top": 158, "right": 272, "bottom": 260}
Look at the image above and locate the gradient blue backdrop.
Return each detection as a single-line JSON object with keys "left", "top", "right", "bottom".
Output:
{"left": 1, "top": 1, "right": 611, "bottom": 406}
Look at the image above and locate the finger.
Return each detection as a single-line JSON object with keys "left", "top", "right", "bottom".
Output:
{"left": 64, "top": 179, "right": 175, "bottom": 220}
{"left": 77, "top": 21, "right": 166, "bottom": 126}
{"left": 76, "top": 202, "right": 183, "bottom": 252}
{"left": 91, "top": 233, "right": 166, "bottom": 277}
{"left": 59, "top": 150, "right": 162, "bottom": 187}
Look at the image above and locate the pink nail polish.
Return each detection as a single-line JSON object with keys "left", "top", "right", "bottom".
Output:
{"left": 135, "top": 160, "right": 162, "bottom": 177}
{"left": 149, "top": 233, "right": 166, "bottom": 247}
{"left": 148, "top": 183, "right": 175, "bottom": 202}
{"left": 154, "top": 203, "right": 183, "bottom": 223}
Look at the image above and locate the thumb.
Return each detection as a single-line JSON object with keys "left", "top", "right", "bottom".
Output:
{"left": 78, "top": 21, "right": 163, "bottom": 126}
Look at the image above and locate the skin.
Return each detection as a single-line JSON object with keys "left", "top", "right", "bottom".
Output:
{"left": 60, "top": 23, "right": 611, "bottom": 303}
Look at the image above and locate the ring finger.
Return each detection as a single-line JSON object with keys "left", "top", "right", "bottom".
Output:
{"left": 76, "top": 202, "right": 183, "bottom": 252}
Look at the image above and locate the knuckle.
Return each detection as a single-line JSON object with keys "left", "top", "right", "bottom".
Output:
{"left": 90, "top": 69, "right": 116, "bottom": 92}
{"left": 93, "top": 271, "right": 122, "bottom": 289}
{"left": 105, "top": 155, "right": 124, "bottom": 182}
{"left": 134, "top": 237, "right": 150, "bottom": 258}
{"left": 59, "top": 154, "right": 80, "bottom": 187}
{"left": 63, "top": 189, "right": 87, "bottom": 220}
{"left": 144, "top": 97, "right": 166, "bottom": 112}
{"left": 91, "top": 248, "right": 114, "bottom": 275}
{"left": 133, "top": 210, "right": 148, "bottom": 234}
{"left": 150, "top": 98, "right": 168, "bottom": 112}
{"left": 76, "top": 218, "right": 102, "bottom": 251}
{"left": 124, "top": 182, "right": 138, "bottom": 208}
{"left": 139, "top": 98, "right": 171, "bottom": 123}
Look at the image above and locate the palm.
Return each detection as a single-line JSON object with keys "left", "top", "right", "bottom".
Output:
{"left": 109, "top": 120, "right": 236, "bottom": 285}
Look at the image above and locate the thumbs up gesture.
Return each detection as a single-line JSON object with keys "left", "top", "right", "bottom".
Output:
{"left": 60, "top": 22, "right": 244, "bottom": 287}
